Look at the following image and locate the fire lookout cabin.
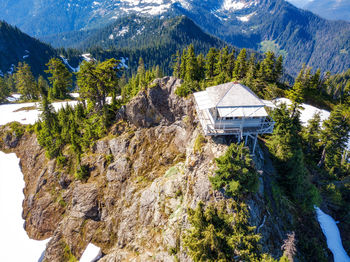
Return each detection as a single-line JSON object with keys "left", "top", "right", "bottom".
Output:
{"left": 193, "top": 82, "right": 275, "bottom": 153}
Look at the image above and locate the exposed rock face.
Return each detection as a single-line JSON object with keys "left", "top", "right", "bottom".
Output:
{"left": 2, "top": 77, "right": 287, "bottom": 261}
{"left": 123, "top": 76, "right": 188, "bottom": 128}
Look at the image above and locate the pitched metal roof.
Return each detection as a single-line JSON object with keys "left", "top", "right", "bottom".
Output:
{"left": 193, "top": 82, "right": 267, "bottom": 110}
{"left": 217, "top": 107, "right": 268, "bottom": 118}
{"left": 206, "top": 82, "right": 265, "bottom": 107}
{"left": 193, "top": 90, "right": 215, "bottom": 110}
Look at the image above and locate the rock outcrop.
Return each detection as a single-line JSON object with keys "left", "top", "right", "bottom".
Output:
{"left": 1, "top": 77, "right": 288, "bottom": 261}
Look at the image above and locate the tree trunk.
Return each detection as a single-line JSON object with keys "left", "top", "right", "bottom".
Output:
{"left": 317, "top": 147, "right": 326, "bottom": 167}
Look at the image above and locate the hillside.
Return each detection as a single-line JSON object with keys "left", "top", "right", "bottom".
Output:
{"left": 0, "top": 77, "right": 330, "bottom": 261}
{"left": 56, "top": 16, "right": 228, "bottom": 76}
{"left": 172, "top": 0, "right": 350, "bottom": 76}
{"left": 0, "top": 21, "right": 56, "bottom": 76}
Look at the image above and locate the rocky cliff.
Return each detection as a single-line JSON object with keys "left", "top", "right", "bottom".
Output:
{"left": 1, "top": 77, "right": 291, "bottom": 261}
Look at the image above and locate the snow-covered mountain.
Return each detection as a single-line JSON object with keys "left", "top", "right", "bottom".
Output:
{"left": 287, "top": 0, "right": 350, "bottom": 21}
{"left": 1, "top": 0, "right": 350, "bottom": 76}
{"left": 0, "top": 0, "right": 264, "bottom": 36}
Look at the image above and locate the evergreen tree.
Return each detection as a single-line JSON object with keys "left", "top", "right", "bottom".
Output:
{"left": 226, "top": 49, "right": 236, "bottom": 80}
{"left": 0, "top": 77, "right": 10, "bottom": 103}
{"left": 37, "top": 75, "right": 49, "bottom": 97}
{"left": 301, "top": 112, "right": 322, "bottom": 162}
{"left": 287, "top": 80, "right": 305, "bottom": 117}
{"left": 210, "top": 143, "right": 259, "bottom": 197}
{"left": 267, "top": 103, "right": 320, "bottom": 211}
{"left": 4, "top": 74, "right": 16, "bottom": 92}
{"left": 233, "top": 48, "right": 247, "bottom": 80}
{"left": 318, "top": 105, "right": 350, "bottom": 176}
{"left": 15, "top": 62, "right": 39, "bottom": 100}
{"left": 185, "top": 44, "right": 198, "bottom": 82}
{"left": 275, "top": 55, "right": 283, "bottom": 81}
{"left": 196, "top": 53, "right": 206, "bottom": 81}
{"left": 205, "top": 47, "right": 218, "bottom": 79}
{"left": 260, "top": 51, "right": 276, "bottom": 83}
{"left": 45, "top": 58, "right": 72, "bottom": 100}
{"left": 183, "top": 201, "right": 262, "bottom": 262}
{"left": 77, "top": 58, "right": 120, "bottom": 112}
{"left": 172, "top": 50, "right": 181, "bottom": 78}
{"left": 180, "top": 48, "right": 188, "bottom": 79}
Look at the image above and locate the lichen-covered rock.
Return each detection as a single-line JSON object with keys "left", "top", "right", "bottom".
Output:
{"left": 71, "top": 183, "right": 100, "bottom": 220}
{"left": 123, "top": 76, "right": 191, "bottom": 128}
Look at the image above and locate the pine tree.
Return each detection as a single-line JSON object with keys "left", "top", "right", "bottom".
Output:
{"left": 301, "top": 112, "right": 322, "bottom": 162}
{"left": 261, "top": 51, "right": 276, "bottom": 82}
{"left": 185, "top": 44, "right": 198, "bottom": 82}
{"left": 226, "top": 49, "right": 236, "bottom": 79}
{"left": 275, "top": 55, "right": 283, "bottom": 82}
{"left": 0, "top": 77, "right": 10, "bottom": 103}
{"left": 287, "top": 80, "right": 305, "bottom": 117}
{"left": 205, "top": 47, "right": 218, "bottom": 79}
{"left": 180, "top": 48, "right": 188, "bottom": 79}
{"left": 172, "top": 50, "right": 181, "bottom": 78}
{"left": 45, "top": 58, "right": 72, "bottom": 100}
{"left": 37, "top": 75, "right": 49, "bottom": 97}
{"left": 267, "top": 103, "right": 320, "bottom": 210}
{"left": 15, "top": 62, "right": 38, "bottom": 100}
{"left": 318, "top": 105, "right": 350, "bottom": 175}
{"left": 77, "top": 58, "right": 120, "bottom": 112}
{"left": 4, "top": 74, "right": 16, "bottom": 92}
{"left": 196, "top": 53, "right": 206, "bottom": 81}
{"left": 233, "top": 48, "right": 247, "bottom": 80}
{"left": 210, "top": 143, "right": 259, "bottom": 197}
{"left": 183, "top": 201, "right": 262, "bottom": 262}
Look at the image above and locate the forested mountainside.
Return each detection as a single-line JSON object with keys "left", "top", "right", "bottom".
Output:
{"left": 63, "top": 16, "right": 228, "bottom": 76}
{"left": 0, "top": 21, "right": 56, "bottom": 77}
{"left": 289, "top": 0, "right": 350, "bottom": 22}
{"left": 174, "top": 0, "right": 350, "bottom": 76}
{"left": 2, "top": 0, "right": 349, "bottom": 76}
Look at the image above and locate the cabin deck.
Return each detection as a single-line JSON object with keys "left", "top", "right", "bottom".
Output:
{"left": 196, "top": 106, "right": 274, "bottom": 136}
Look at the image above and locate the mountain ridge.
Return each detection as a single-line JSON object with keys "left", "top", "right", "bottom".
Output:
{"left": 0, "top": 20, "right": 56, "bottom": 76}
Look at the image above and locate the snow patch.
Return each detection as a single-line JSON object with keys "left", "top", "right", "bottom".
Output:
{"left": 136, "top": 25, "right": 145, "bottom": 35}
{"left": 82, "top": 53, "right": 93, "bottom": 62}
{"left": 80, "top": 243, "right": 101, "bottom": 262}
{"left": 315, "top": 207, "right": 350, "bottom": 262}
{"left": 237, "top": 12, "right": 256, "bottom": 22}
{"left": 274, "top": 98, "right": 330, "bottom": 125}
{"left": 7, "top": 64, "right": 15, "bottom": 75}
{"left": 119, "top": 57, "right": 129, "bottom": 69}
{"left": 60, "top": 55, "right": 79, "bottom": 72}
{"left": 0, "top": 101, "right": 78, "bottom": 126}
{"left": 116, "top": 26, "right": 129, "bottom": 37}
{"left": 0, "top": 152, "right": 50, "bottom": 261}
{"left": 222, "top": 0, "right": 246, "bottom": 11}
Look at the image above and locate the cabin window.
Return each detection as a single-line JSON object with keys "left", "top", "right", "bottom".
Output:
{"left": 226, "top": 117, "right": 233, "bottom": 120}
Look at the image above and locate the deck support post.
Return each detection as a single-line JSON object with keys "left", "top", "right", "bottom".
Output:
{"left": 252, "top": 134, "right": 258, "bottom": 154}
{"left": 245, "top": 134, "right": 248, "bottom": 145}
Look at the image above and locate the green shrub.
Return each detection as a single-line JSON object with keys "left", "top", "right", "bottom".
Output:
{"left": 183, "top": 200, "right": 262, "bottom": 261}
{"left": 210, "top": 143, "right": 259, "bottom": 197}
{"left": 105, "top": 154, "right": 114, "bottom": 166}
{"left": 56, "top": 155, "right": 68, "bottom": 167}
{"left": 25, "top": 124, "right": 35, "bottom": 134}
{"left": 193, "top": 133, "right": 207, "bottom": 154}
{"left": 75, "top": 164, "right": 90, "bottom": 181}
{"left": 9, "top": 121, "right": 25, "bottom": 138}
